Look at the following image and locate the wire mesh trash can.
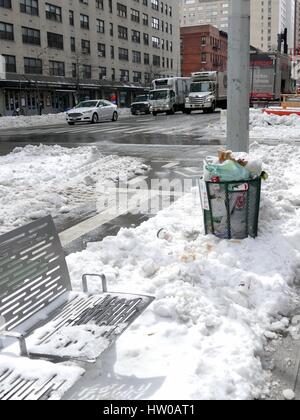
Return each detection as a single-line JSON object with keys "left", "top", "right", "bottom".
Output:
{"left": 199, "top": 177, "right": 261, "bottom": 240}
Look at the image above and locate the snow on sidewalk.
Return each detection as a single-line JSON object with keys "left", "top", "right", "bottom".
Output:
{"left": 207, "top": 109, "right": 300, "bottom": 140}
{"left": 0, "top": 144, "right": 146, "bottom": 234}
{"left": 66, "top": 142, "right": 300, "bottom": 400}
{"left": 0, "top": 113, "right": 66, "bottom": 129}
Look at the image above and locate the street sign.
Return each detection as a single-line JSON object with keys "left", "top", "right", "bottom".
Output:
{"left": 0, "top": 55, "right": 5, "bottom": 80}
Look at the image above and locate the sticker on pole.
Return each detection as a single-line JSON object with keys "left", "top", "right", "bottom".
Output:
{"left": 0, "top": 55, "right": 6, "bottom": 80}
{"left": 199, "top": 179, "right": 210, "bottom": 211}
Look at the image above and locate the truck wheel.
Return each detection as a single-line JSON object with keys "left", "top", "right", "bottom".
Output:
{"left": 208, "top": 103, "right": 216, "bottom": 113}
{"left": 167, "top": 107, "right": 175, "bottom": 115}
{"left": 184, "top": 109, "right": 192, "bottom": 115}
{"left": 152, "top": 112, "right": 158, "bottom": 116}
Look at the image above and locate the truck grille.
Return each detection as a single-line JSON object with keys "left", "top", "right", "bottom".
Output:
{"left": 190, "top": 97, "right": 205, "bottom": 105}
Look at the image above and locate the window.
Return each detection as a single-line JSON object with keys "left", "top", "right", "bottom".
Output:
{"left": 117, "top": 3, "right": 127, "bottom": 18}
{"left": 118, "top": 26, "right": 128, "bottom": 40}
{"left": 80, "top": 14, "right": 89, "bottom": 29}
{"left": 24, "top": 57, "right": 42, "bottom": 74}
{"left": 22, "top": 27, "right": 41, "bottom": 45}
{"left": 98, "top": 43, "right": 106, "bottom": 57}
{"left": 119, "top": 48, "right": 128, "bottom": 61}
{"left": 20, "top": 0, "right": 38, "bottom": 16}
{"left": 97, "top": 19, "right": 105, "bottom": 33}
{"left": 0, "top": 22, "right": 14, "bottom": 40}
{"left": 99, "top": 67, "right": 107, "bottom": 79}
{"left": 81, "top": 39, "right": 90, "bottom": 54}
{"left": 46, "top": 3, "right": 62, "bottom": 22}
{"left": 132, "top": 51, "right": 141, "bottom": 63}
{"left": 82, "top": 65, "right": 91, "bottom": 79}
{"left": 133, "top": 71, "right": 142, "bottom": 83}
{"left": 0, "top": 0, "right": 12, "bottom": 9}
{"left": 2, "top": 54, "right": 16, "bottom": 72}
{"left": 120, "top": 69, "right": 129, "bottom": 82}
{"left": 69, "top": 10, "right": 74, "bottom": 26}
{"left": 49, "top": 60, "right": 65, "bottom": 76}
{"left": 47, "top": 32, "right": 64, "bottom": 49}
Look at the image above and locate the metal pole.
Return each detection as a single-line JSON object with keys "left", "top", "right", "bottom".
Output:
{"left": 227, "top": 0, "right": 250, "bottom": 153}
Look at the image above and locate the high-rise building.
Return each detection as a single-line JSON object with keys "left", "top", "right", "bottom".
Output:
{"left": 0, "top": 0, "right": 180, "bottom": 116}
{"left": 180, "top": 0, "right": 296, "bottom": 52}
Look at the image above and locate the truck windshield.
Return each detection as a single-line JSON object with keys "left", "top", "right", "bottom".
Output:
{"left": 134, "top": 95, "right": 149, "bottom": 102}
{"left": 149, "top": 90, "right": 169, "bottom": 100}
{"left": 190, "top": 82, "right": 212, "bottom": 93}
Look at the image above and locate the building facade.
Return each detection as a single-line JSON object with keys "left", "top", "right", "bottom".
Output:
{"left": 181, "top": 25, "right": 227, "bottom": 76}
{"left": 180, "top": 0, "right": 296, "bottom": 52}
{"left": 0, "top": 0, "right": 180, "bottom": 116}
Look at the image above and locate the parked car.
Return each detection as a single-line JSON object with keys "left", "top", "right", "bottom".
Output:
{"left": 131, "top": 95, "right": 151, "bottom": 115}
{"left": 66, "top": 100, "right": 119, "bottom": 125}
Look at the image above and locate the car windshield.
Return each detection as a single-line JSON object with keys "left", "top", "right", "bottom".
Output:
{"left": 75, "top": 101, "right": 98, "bottom": 108}
{"left": 149, "top": 90, "right": 169, "bottom": 100}
{"left": 134, "top": 95, "right": 149, "bottom": 102}
{"left": 190, "top": 82, "right": 212, "bottom": 93}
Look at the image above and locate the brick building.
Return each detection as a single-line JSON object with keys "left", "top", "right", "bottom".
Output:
{"left": 180, "top": 25, "right": 228, "bottom": 77}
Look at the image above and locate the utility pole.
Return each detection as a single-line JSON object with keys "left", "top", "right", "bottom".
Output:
{"left": 227, "top": 0, "right": 251, "bottom": 153}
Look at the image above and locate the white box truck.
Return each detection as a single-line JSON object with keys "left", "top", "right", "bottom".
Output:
{"left": 185, "top": 71, "right": 227, "bottom": 114}
{"left": 150, "top": 77, "right": 190, "bottom": 116}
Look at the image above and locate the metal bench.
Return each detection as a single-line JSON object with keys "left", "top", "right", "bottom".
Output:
{"left": 0, "top": 355, "right": 84, "bottom": 400}
{"left": 0, "top": 215, "right": 154, "bottom": 365}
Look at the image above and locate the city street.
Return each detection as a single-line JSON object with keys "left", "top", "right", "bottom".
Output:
{"left": 0, "top": 111, "right": 222, "bottom": 254}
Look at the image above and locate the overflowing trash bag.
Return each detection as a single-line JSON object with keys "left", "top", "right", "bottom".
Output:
{"left": 200, "top": 149, "right": 267, "bottom": 240}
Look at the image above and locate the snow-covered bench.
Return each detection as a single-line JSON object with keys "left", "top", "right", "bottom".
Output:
{"left": 0, "top": 356, "right": 84, "bottom": 400}
{"left": 0, "top": 216, "right": 154, "bottom": 399}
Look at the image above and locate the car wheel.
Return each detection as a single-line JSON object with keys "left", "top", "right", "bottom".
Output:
{"left": 68, "top": 122, "right": 75, "bottom": 126}
{"left": 91, "top": 113, "right": 99, "bottom": 124}
{"left": 112, "top": 111, "right": 118, "bottom": 122}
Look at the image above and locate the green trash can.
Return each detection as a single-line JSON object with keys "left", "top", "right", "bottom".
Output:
{"left": 199, "top": 177, "right": 262, "bottom": 240}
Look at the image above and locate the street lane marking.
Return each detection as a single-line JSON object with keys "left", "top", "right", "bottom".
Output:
{"left": 162, "top": 162, "right": 180, "bottom": 169}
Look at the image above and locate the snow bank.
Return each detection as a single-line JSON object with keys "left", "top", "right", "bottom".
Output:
{"left": 66, "top": 143, "right": 300, "bottom": 400}
{"left": 0, "top": 145, "right": 146, "bottom": 234}
{"left": 0, "top": 108, "right": 132, "bottom": 130}
{"left": 0, "top": 113, "right": 66, "bottom": 129}
{"left": 211, "top": 109, "right": 300, "bottom": 140}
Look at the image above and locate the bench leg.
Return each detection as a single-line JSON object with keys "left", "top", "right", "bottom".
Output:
{"left": 0, "top": 331, "right": 28, "bottom": 357}
{"left": 82, "top": 274, "right": 108, "bottom": 294}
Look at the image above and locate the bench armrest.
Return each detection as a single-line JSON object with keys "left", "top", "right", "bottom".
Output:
{"left": 82, "top": 274, "right": 108, "bottom": 294}
{"left": 0, "top": 331, "right": 28, "bottom": 357}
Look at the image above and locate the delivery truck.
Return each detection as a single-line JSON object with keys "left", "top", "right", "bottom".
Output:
{"left": 185, "top": 71, "right": 227, "bottom": 114}
{"left": 150, "top": 77, "right": 190, "bottom": 116}
{"left": 250, "top": 52, "right": 293, "bottom": 101}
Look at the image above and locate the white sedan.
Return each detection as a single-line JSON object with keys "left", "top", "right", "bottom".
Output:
{"left": 66, "top": 100, "right": 119, "bottom": 125}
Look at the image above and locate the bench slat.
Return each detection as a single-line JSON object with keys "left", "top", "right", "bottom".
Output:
{"left": 0, "top": 216, "right": 72, "bottom": 331}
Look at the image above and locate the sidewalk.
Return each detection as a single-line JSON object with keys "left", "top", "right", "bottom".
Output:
{"left": 64, "top": 141, "right": 300, "bottom": 400}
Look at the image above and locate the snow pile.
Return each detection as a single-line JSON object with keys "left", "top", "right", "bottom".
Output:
{"left": 0, "top": 113, "right": 66, "bottom": 129}
{"left": 66, "top": 143, "right": 300, "bottom": 400}
{"left": 211, "top": 109, "right": 300, "bottom": 140}
{"left": 0, "top": 145, "right": 146, "bottom": 234}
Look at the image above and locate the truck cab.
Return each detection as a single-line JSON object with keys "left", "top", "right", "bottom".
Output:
{"left": 185, "top": 71, "right": 227, "bottom": 114}
{"left": 149, "top": 78, "right": 190, "bottom": 116}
